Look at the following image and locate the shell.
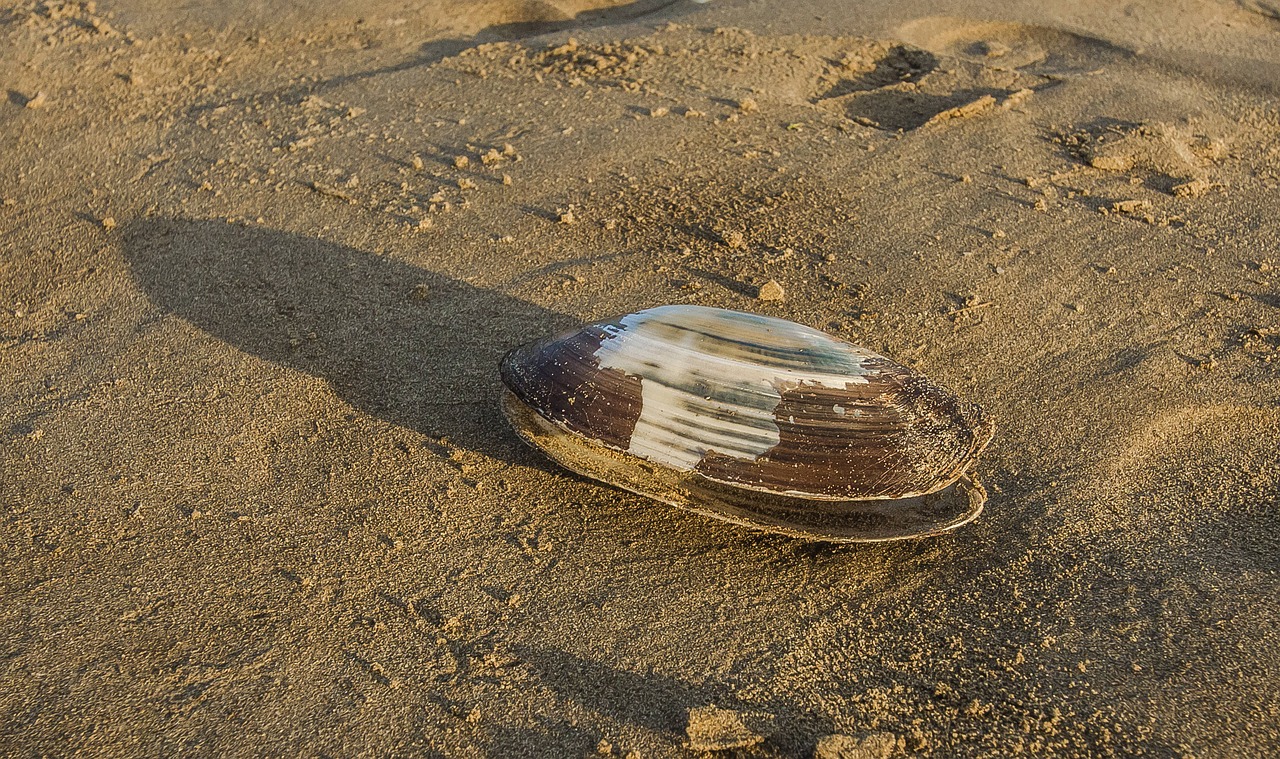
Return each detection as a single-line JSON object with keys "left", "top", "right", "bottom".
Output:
{"left": 499, "top": 305, "right": 994, "bottom": 541}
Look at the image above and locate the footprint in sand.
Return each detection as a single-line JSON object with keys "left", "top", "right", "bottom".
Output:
{"left": 895, "top": 16, "right": 1135, "bottom": 76}
{"left": 809, "top": 41, "right": 1034, "bottom": 132}
{"left": 1056, "top": 118, "right": 1230, "bottom": 196}
{"left": 806, "top": 19, "right": 1134, "bottom": 132}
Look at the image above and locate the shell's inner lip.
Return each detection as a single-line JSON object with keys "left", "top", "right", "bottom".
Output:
{"left": 683, "top": 473, "right": 986, "bottom": 542}
{"left": 500, "top": 389, "right": 986, "bottom": 543}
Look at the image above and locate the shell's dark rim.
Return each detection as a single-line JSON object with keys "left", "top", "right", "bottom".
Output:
{"left": 500, "top": 389, "right": 986, "bottom": 543}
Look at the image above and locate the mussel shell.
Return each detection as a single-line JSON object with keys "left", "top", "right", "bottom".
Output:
{"left": 499, "top": 305, "right": 994, "bottom": 541}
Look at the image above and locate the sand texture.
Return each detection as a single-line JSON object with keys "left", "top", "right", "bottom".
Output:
{"left": 2, "top": 0, "right": 1279, "bottom": 756}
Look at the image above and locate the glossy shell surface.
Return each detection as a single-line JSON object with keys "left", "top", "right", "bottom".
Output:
{"left": 499, "top": 305, "right": 994, "bottom": 541}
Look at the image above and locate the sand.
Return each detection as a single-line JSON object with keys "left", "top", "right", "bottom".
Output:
{"left": 2, "top": 0, "right": 1279, "bottom": 755}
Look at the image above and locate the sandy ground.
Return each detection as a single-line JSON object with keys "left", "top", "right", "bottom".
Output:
{"left": 3, "top": 0, "right": 1280, "bottom": 755}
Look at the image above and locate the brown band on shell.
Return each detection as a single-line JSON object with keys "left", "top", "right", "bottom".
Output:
{"left": 500, "top": 388, "right": 986, "bottom": 541}
{"left": 695, "top": 358, "right": 992, "bottom": 498}
{"left": 499, "top": 324, "right": 643, "bottom": 451}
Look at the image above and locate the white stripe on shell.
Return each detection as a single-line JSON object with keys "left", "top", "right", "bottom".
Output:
{"left": 593, "top": 306, "right": 878, "bottom": 471}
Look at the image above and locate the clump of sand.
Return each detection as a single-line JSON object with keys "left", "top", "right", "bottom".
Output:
{"left": 684, "top": 706, "right": 766, "bottom": 751}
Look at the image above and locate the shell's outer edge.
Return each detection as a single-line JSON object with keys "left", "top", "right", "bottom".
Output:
{"left": 501, "top": 389, "right": 986, "bottom": 542}
{"left": 500, "top": 305, "right": 995, "bottom": 502}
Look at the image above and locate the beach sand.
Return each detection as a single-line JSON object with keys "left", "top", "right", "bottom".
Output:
{"left": 2, "top": 0, "right": 1278, "bottom": 755}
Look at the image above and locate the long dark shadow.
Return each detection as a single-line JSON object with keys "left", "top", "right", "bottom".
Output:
{"left": 121, "top": 218, "right": 574, "bottom": 463}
